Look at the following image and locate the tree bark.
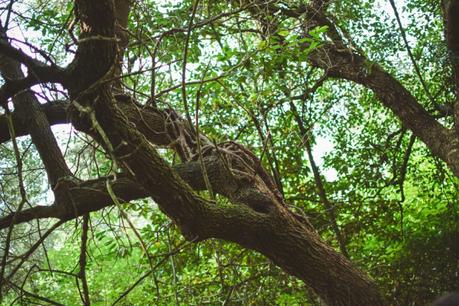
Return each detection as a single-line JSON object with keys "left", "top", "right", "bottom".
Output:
{"left": 0, "top": 43, "right": 72, "bottom": 187}
{"left": 51, "top": 1, "right": 386, "bottom": 304}
{"left": 12, "top": 0, "right": 459, "bottom": 304}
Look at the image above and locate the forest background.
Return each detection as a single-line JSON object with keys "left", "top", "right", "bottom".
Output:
{"left": 0, "top": 0, "right": 458, "bottom": 305}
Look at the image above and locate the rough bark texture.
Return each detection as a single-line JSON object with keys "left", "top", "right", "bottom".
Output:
{"left": 442, "top": 0, "right": 459, "bottom": 136}
{"left": 2, "top": 0, "right": 459, "bottom": 305}
{"left": 0, "top": 49, "right": 71, "bottom": 187}
{"left": 62, "top": 2, "right": 384, "bottom": 304}
{"left": 82, "top": 89, "right": 384, "bottom": 305}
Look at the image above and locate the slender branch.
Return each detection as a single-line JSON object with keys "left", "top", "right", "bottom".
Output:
{"left": 397, "top": 134, "right": 416, "bottom": 239}
{"left": 167, "top": 227, "right": 180, "bottom": 306}
{"left": 79, "top": 214, "right": 91, "bottom": 306}
{"left": 0, "top": 108, "right": 28, "bottom": 299}
{"left": 111, "top": 239, "right": 194, "bottom": 305}
{"left": 389, "top": 0, "right": 436, "bottom": 106}
{"left": 181, "top": 0, "right": 200, "bottom": 131}
{"left": 106, "top": 179, "right": 155, "bottom": 269}
{"left": 0, "top": 25, "right": 65, "bottom": 106}
{"left": 6, "top": 221, "right": 64, "bottom": 281}
{"left": 286, "top": 79, "right": 349, "bottom": 258}
{"left": 6, "top": 280, "right": 65, "bottom": 306}
{"left": 194, "top": 63, "right": 214, "bottom": 199}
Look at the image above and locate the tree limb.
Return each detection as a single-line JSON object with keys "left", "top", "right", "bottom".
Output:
{"left": 1, "top": 1, "right": 387, "bottom": 304}
{"left": 278, "top": 2, "right": 459, "bottom": 177}
{"left": 0, "top": 30, "right": 72, "bottom": 186}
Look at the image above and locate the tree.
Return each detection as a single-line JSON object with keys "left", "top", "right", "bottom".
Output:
{"left": 0, "top": 0, "right": 458, "bottom": 305}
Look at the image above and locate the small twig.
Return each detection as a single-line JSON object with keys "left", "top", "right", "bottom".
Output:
{"left": 111, "top": 239, "right": 194, "bottom": 305}
{"left": 181, "top": 0, "right": 200, "bottom": 132}
{"left": 397, "top": 134, "right": 416, "bottom": 239}
{"left": 3, "top": 0, "right": 16, "bottom": 31}
{"left": 6, "top": 220, "right": 64, "bottom": 281}
{"left": 36, "top": 268, "right": 79, "bottom": 278}
{"left": 0, "top": 107, "right": 28, "bottom": 298}
{"left": 167, "top": 227, "right": 180, "bottom": 306}
{"left": 105, "top": 180, "right": 154, "bottom": 269}
{"left": 79, "top": 214, "right": 90, "bottom": 306}
{"left": 6, "top": 279, "right": 64, "bottom": 306}
{"left": 211, "top": 139, "right": 237, "bottom": 183}
{"left": 389, "top": 0, "right": 436, "bottom": 106}
{"left": 258, "top": 130, "right": 271, "bottom": 165}
{"left": 72, "top": 100, "right": 119, "bottom": 176}
{"left": 195, "top": 62, "right": 215, "bottom": 199}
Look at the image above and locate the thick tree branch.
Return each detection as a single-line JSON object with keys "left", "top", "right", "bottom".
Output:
{"left": 0, "top": 176, "right": 146, "bottom": 228}
{"left": 277, "top": 2, "right": 459, "bottom": 177}
{"left": 0, "top": 100, "right": 68, "bottom": 143}
{"left": 0, "top": 38, "right": 64, "bottom": 83}
{"left": 239, "top": 1, "right": 459, "bottom": 177}
{"left": 442, "top": 0, "right": 459, "bottom": 135}
{"left": 442, "top": 0, "right": 459, "bottom": 92}
{"left": 0, "top": 76, "right": 44, "bottom": 105}
{"left": 0, "top": 154, "right": 270, "bottom": 228}
{"left": 0, "top": 26, "right": 66, "bottom": 105}
{"left": 113, "top": 0, "right": 132, "bottom": 90}
{"left": 0, "top": 1, "right": 387, "bottom": 304}
{"left": 65, "top": 0, "right": 117, "bottom": 93}
{"left": 308, "top": 45, "right": 459, "bottom": 175}
{"left": 0, "top": 29, "right": 72, "bottom": 187}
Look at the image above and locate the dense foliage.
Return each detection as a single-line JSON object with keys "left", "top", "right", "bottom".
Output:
{"left": 0, "top": 0, "right": 458, "bottom": 305}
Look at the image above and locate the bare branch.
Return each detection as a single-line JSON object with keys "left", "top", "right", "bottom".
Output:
{"left": 78, "top": 214, "right": 90, "bottom": 306}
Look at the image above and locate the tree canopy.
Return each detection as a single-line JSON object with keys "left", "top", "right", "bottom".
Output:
{"left": 0, "top": 0, "right": 458, "bottom": 305}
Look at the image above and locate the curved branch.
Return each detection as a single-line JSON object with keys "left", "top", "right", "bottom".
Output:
{"left": 0, "top": 1, "right": 385, "bottom": 304}
{"left": 244, "top": 1, "right": 459, "bottom": 177}
{"left": 283, "top": 2, "right": 459, "bottom": 177}
{"left": 309, "top": 44, "right": 459, "bottom": 175}
{"left": 0, "top": 34, "right": 72, "bottom": 186}
{"left": 0, "top": 39, "right": 64, "bottom": 83}
{"left": 0, "top": 100, "right": 68, "bottom": 143}
{"left": 0, "top": 27, "right": 66, "bottom": 105}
